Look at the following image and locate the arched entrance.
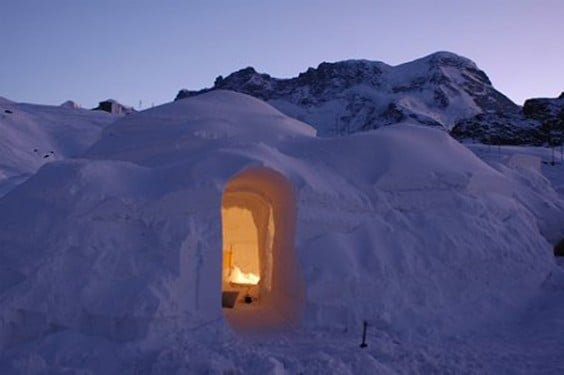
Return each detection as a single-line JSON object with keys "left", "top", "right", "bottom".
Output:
{"left": 221, "top": 166, "right": 303, "bottom": 331}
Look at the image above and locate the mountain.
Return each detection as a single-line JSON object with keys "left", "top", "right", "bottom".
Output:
{"left": 452, "top": 93, "right": 564, "bottom": 145}
{"left": 176, "top": 51, "right": 519, "bottom": 136}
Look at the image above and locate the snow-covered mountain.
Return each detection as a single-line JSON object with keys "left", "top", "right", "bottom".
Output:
{"left": 0, "top": 97, "right": 120, "bottom": 196}
{"left": 176, "top": 51, "right": 519, "bottom": 135}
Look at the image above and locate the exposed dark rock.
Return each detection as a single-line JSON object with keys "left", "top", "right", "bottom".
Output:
{"left": 451, "top": 113, "right": 542, "bottom": 145}
{"left": 451, "top": 92, "right": 564, "bottom": 146}
{"left": 555, "top": 239, "right": 564, "bottom": 257}
{"left": 92, "top": 99, "right": 134, "bottom": 115}
{"left": 523, "top": 95, "right": 564, "bottom": 122}
{"left": 434, "top": 89, "right": 450, "bottom": 108}
{"left": 381, "top": 103, "right": 406, "bottom": 124}
{"left": 521, "top": 95, "right": 564, "bottom": 145}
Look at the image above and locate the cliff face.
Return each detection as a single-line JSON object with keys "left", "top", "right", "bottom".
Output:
{"left": 453, "top": 93, "right": 564, "bottom": 145}
{"left": 523, "top": 93, "right": 564, "bottom": 123}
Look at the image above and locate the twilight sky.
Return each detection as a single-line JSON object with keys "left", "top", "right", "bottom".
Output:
{"left": 1, "top": 0, "right": 562, "bottom": 108}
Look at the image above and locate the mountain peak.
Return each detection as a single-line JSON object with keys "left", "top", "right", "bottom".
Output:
{"left": 424, "top": 51, "right": 477, "bottom": 67}
{"left": 217, "top": 66, "right": 272, "bottom": 85}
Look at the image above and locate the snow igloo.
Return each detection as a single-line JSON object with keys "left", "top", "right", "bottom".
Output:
{"left": 0, "top": 90, "right": 558, "bottom": 351}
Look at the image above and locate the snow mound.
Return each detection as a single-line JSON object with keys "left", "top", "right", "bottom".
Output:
{"left": 0, "top": 91, "right": 561, "bottom": 372}
{"left": 466, "top": 144, "right": 564, "bottom": 244}
{"left": 60, "top": 100, "right": 81, "bottom": 109}
{"left": 85, "top": 90, "right": 316, "bottom": 165}
{"left": 0, "top": 98, "right": 118, "bottom": 197}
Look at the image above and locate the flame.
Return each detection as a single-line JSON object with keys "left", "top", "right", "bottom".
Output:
{"left": 229, "top": 265, "right": 260, "bottom": 285}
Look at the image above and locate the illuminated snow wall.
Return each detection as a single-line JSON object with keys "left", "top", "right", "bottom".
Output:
{"left": 221, "top": 167, "right": 304, "bottom": 330}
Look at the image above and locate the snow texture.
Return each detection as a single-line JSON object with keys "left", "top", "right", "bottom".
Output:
{"left": 0, "top": 97, "right": 118, "bottom": 196}
{"left": 1, "top": 90, "right": 563, "bottom": 374}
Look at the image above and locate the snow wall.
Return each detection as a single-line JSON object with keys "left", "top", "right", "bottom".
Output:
{"left": 0, "top": 90, "right": 561, "bottom": 350}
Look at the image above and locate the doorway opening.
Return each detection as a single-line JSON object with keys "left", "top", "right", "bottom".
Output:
{"left": 221, "top": 166, "right": 303, "bottom": 330}
{"left": 222, "top": 192, "right": 274, "bottom": 306}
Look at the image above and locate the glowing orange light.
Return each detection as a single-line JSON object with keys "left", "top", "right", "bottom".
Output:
{"left": 228, "top": 265, "right": 261, "bottom": 285}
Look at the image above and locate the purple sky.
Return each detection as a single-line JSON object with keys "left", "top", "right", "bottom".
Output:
{"left": 1, "top": 0, "right": 562, "bottom": 108}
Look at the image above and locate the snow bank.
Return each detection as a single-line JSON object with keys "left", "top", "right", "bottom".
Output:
{"left": 0, "top": 91, "right": 561, "bottom": 371}
{"left": 466, "top": 145, "right": 564, "bottom": 245}
{"left": 60, "top": 100, "right": 81, "bottom": 110}
{"left": 0, "top": 98, "right": 118, "bottom": 196}
{"left": 83, "top": 90, "right": 315, "bottom": 171}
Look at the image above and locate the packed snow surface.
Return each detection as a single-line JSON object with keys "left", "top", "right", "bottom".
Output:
{"left": 1, "top": 90, "right": 563, "bottom": 373}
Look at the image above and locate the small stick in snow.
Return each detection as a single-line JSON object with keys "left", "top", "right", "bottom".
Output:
{"left": 360, "top": 320, "right": 368, "bottom": 348}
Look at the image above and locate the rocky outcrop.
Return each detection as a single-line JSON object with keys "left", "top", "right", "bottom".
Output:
{"left": 451, "top": 112, "right": 543, "bottom": 145}
{"left": 523, "top": 93, "right": 564, "bottom": 122}
{"left": 523, "top": 94, "right": 564, "bottom": 145}
{"left": 92, "top": 99, "right": 134, "bottom": 115}
{"left": 555, "top": 238, "right": 564, "bottom": 257}
{"left": 451, "top": 93, "right": 564, "bottom": 145}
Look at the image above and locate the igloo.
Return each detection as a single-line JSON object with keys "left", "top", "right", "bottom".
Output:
{"left": 0, "top": 90, "right": 557, "bottom": 352}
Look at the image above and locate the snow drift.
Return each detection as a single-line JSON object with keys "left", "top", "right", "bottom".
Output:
{"left": 0, "top": 90, "right": 562, "bottom": 369}
{"left": 0, "top": 97, "right": 118, "bottom": 196}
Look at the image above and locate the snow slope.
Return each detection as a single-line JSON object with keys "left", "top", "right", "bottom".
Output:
{"left": 0, "top": 97, "right": 118, "bottom": 196}
{"left": 465, "top": 143, "right": 564, "bottom": 244}
{"left": 1, "top": 90, "right": 563, "bottom": 373}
